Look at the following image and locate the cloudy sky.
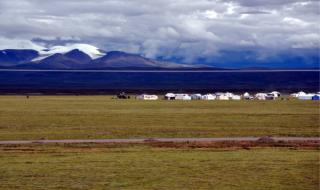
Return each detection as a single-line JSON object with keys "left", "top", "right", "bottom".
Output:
{"left": 0, "top": 0, "right": 319, "bottom": 68}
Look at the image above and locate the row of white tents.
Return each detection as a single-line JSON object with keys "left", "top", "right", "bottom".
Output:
{"left": 251, "top": 91, "right": 281, "bottom": 100}
{"left": 136, "top": 91, "right": 283, "bottom": 101}
{"left": 136, "top": 91, "right": 320, "bottom": 101}
{"left": 164, "top": 92, "right": 283, "bottom": 101}
{"left": 290, "top": 91, "right": 320, "bottom": 100}
{"left": 164, "top": 93, "right": 242, "bottom": 101}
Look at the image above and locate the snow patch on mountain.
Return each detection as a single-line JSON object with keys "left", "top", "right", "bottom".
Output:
{"left": 32, "top": 44, "right": 105, "bottom": 61}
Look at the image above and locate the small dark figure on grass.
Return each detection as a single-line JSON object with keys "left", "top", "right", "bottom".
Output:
{"left": 117, "top": 92, "right": 130, "bottom": 99}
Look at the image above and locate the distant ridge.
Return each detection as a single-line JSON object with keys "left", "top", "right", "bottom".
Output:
{"left": 0, "top": 44, "right": 205, "bottom": 70}
{"left": 0, "top": 44, "right": 318, "bottom": 70}
{"left": 239, "top": 66, "right": 320, "bottom": 70}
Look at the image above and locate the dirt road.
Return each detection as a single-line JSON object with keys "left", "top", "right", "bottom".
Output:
{"left": 0, "top": 137, "right": 318, "bottom": 145}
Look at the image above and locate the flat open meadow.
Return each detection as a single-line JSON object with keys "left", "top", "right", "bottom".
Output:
{"left": 0, "top": 95, "right": 318, "bottom": 140}
{"left": 0, "top": 96, "right": 319, "bottom": 190}
{"left": 0, "top": 144, "right": 319, "bottom": 190}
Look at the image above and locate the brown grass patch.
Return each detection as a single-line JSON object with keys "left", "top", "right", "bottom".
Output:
{"left": 147, "top": 140, "right": 320, "bottom": 149}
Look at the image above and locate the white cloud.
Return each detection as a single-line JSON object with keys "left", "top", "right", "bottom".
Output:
{"left": 288, "top": 33, "right": 320, "bottom": 48}
{"left": 283, "top": 17, "right": 309, "bottom": 26}
{"left": 0, "top": 0, "right": 318, "bottom": 64}
{"left": 203, "top": 10, "right": 220, "bottom": 19}
{"left": 0, "top": 37, "right": 45, "bottom": 51}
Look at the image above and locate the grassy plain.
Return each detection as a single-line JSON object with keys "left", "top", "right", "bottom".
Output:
{"left": 0, "top": 96, "right": 319, "bottom": 190}
{"left": 0, "top": 95, "right": 319, "bottom": 140}
{"left": 0, "top": 145, "right": 318, "bottom": 190}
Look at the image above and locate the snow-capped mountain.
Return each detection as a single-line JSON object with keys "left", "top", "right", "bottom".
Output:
{"left": 33, "top": 44, "right": 106, "bottom": 61}
{"left": 0, "top": 43, "right": 198, "bottom": 69}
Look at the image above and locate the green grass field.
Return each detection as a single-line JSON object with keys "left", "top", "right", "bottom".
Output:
{"left": 0, "top": 145, "right": 318, "bottom": 190}
{"left": 0, "top": 96, "right": 319, "bottom": 140}
{"left": 0, "top": 96, "right": 319, "bottom": 189}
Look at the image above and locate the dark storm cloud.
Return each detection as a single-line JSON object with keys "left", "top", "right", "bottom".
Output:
{"left": 0, "top": 0, "right": 318, "bottom": 66}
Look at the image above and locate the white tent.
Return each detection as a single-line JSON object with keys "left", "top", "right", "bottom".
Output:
{"left": 215, "top": 92, "right": 224, "bottom": 96}
{"left": 191, "top": 94, "right": 202, "bottom": 100}
{"left": 270, "top": 91, "right": 281, "bottom": 98}
{"left": 243, "top": 92, "right": 253, "bottom": 100}
{"left": 231, "top": 95, "right": 241, "bottom": 100}
{"left": 243, "top": 92, "right": 250, "bottom": 97}
{"left": 291, "top": 91, "right": 306, "bottom": 98}
{"left": 201, "top": 94, "right": 216, "bottom": 100}
{"left": 165, "top": 93, "right": 176, "bottom": 100}
{"left": 266, "top": 93, "right": 277, "bottom": 100}
{"left": 225, "top": 92, "right": 234, "bottom": 98}
{"left": 255, "top": 93, "right": 268, "bottom": 100}
{"left": 136, "top": 94, "right": 158, "bottom": 100}
{"left": 175, "top": 94, "right": 192, "bottom": 100}
{"left": 217, "top": 94, "right": 229, "bottom": 100}
{"left": 298, "top": 94, "right": 315, "bottom": 100}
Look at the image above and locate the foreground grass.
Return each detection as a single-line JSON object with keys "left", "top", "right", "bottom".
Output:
{"left": 0, "top": 145, "right": 318, "bottom": 190}
{"left": 0, "top": 96, "right": 319, "bottom": 140}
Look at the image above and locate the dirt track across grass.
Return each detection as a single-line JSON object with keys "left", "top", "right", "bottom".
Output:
{"left": 0, "top": 137, "right": 318, "bottom": 145}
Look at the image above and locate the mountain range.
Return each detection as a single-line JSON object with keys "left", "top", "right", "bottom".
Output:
{"left": 0, "top": 44, "right": 204, "bottom": 70}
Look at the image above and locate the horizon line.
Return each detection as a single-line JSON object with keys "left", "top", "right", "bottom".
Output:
{"left": 0, "top": 69, "right": 319, "bottom": 73}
